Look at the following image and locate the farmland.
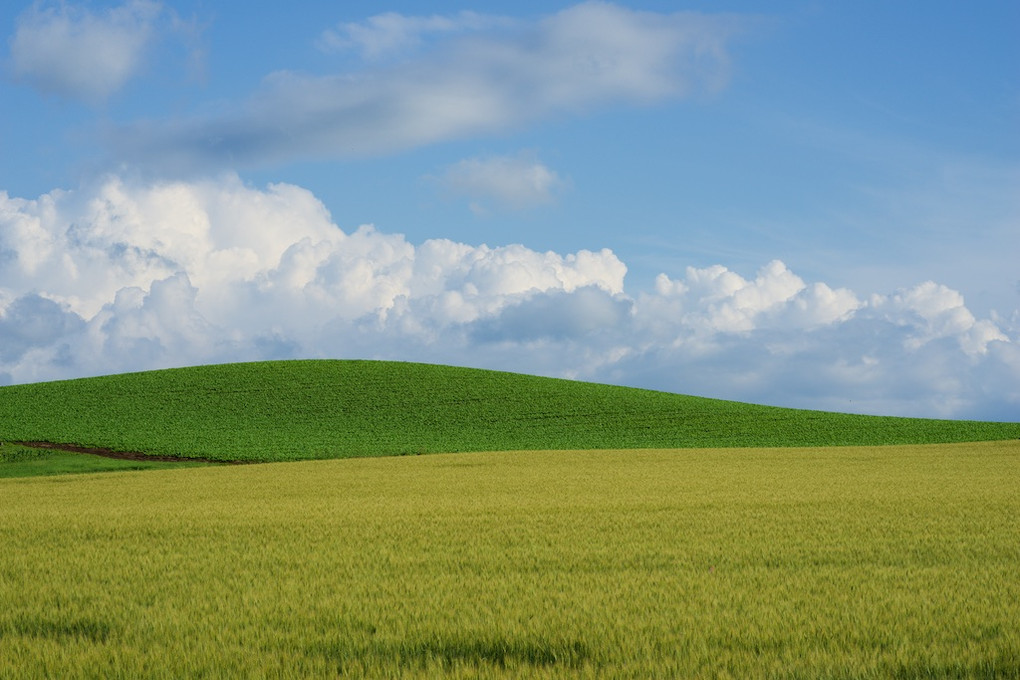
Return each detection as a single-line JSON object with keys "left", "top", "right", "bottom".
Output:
{"left": 1, "top": 360, "right": 1017, "bottom": 462}
{"left": 2, "top": 360, "right": 1018, "bottom": 676}
{"left": 0, "top": 443, "right": 208, "bottom": 478}
{"left": 1, "top": 442, "right": 1018, "bottom": 678}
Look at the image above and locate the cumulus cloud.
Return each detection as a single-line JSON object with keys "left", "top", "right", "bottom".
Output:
{"left": 435, "top": 152, "right": 567, "bottom": 212}
{"left": 874, "top": 281, "right": 1008, "bottom": 354}
{"left": 8, "top": 0, "right": 163, "bottom": 103}
{"left": 0, "top": 175, "right": 625, "bottom": 381}
{"left": 0, "top": 293, "right": 85, "bottom": 363}
{"left": 1, "top": 176, "right": 1017, "bottom": 421}
{"left": 647, "top": 260, "right": 862, "bottom": 339}
{"left": 111, "top": 2, "right": 743, "bottom": 171}
{"left": 620, "top": 265, "right": 1015, "bottom": 419}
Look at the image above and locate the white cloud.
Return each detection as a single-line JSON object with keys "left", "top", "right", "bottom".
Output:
{"left": 1, "top": 176, "right": 1017, "bottom": 421}
{"left": 317, "top": 11, "right": 512, "bottom": 60}
{"left": 0, "top": 293, "right": 85, "bottom": 363}
{"left": 0, "top": 175, "right": 625, "bottom": 379}
{"left": 435, "top": 152, "right": 567, "bottom": 212}
{"left": 648, "top": 260, "right": 859, "bottom": 335}
{"left": 874, "top": 281, "right": 1008, "bottom": 354}
{"left": 111, "top": 2, "right": 744, "bottom": 171}
{"left": 8, "top": 0, "right": 163, "bottom": 103}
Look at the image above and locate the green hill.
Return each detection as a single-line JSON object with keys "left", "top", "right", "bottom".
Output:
{"left": 0, "top": 360, "right": 1016, "bottom": 462}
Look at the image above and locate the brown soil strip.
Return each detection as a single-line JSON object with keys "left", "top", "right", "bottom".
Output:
{"left": 10, "top": 441, "right": 251, "bottom": 465}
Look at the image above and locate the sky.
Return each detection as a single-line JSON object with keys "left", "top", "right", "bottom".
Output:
{"left": 0, "top": 0, "right": 1018, "bottom": 420}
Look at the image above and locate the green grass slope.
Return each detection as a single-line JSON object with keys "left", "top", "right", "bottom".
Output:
{"left": 0, "top": 443, "right": 206, "bottom": 478}
{"left": 0, "top": 360, "right": 1016, "bottom": 462}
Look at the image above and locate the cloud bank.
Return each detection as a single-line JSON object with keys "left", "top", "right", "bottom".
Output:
{"left": 1, "top": 175, "right": 1017, "bottom": 420}
{"left": 8, "top": 0, "right": 163, "bottom": 103}
{"left": 110, "top": 2, "right": 742, "bottom": 171}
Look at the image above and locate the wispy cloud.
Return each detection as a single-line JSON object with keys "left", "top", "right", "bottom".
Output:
{"left": 110, "top": 2, "right": 744, "bottom": 172}
{"left": 1, "top": 175, "right": 1016, "bottom": 419}
{"left": 7, "top": 0, "right": 163, "bottom": 104}
{"left": 317, "top": 10, "right": 513, "bottom": 61}
{"left": 435, "top": 152, "right": 568, "bottom": 213}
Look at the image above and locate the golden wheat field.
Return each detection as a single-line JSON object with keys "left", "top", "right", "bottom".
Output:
{"left": 1, "top": 442, "right": 1018, "bottom": 678}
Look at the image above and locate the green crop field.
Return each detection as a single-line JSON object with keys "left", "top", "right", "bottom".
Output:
{"left": 1, "top": 442, "right": 1018, "bottom": 678}
{"left": 0, "top": 360, "right": 1017, "bottom": 462}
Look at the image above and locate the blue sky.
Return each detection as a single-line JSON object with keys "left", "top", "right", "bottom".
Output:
{"left": 1, "top": 1, "right": 1018, "bottom": 419}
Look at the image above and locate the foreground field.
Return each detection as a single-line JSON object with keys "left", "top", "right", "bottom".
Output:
{"left": 2, "top": 442, "right": 1017, "bottom": 678}
{"left": 1, "top": 360, "right": 1018, "bottom": 462}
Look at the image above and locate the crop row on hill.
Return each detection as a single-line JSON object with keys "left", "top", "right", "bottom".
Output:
{"left": 0, "top": 360, "right": 1017, "bottom": 462}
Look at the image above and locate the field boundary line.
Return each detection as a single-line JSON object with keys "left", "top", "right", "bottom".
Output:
{"left": 8, "top": 441, "right": 250, "bottom": 465}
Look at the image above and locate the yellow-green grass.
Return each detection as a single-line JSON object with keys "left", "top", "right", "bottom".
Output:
{"left": 2, "top": 441, "right": 1017, "bottom": 678}
{"left": 1, "top": 360, "right": 1017, "bottom": 463}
